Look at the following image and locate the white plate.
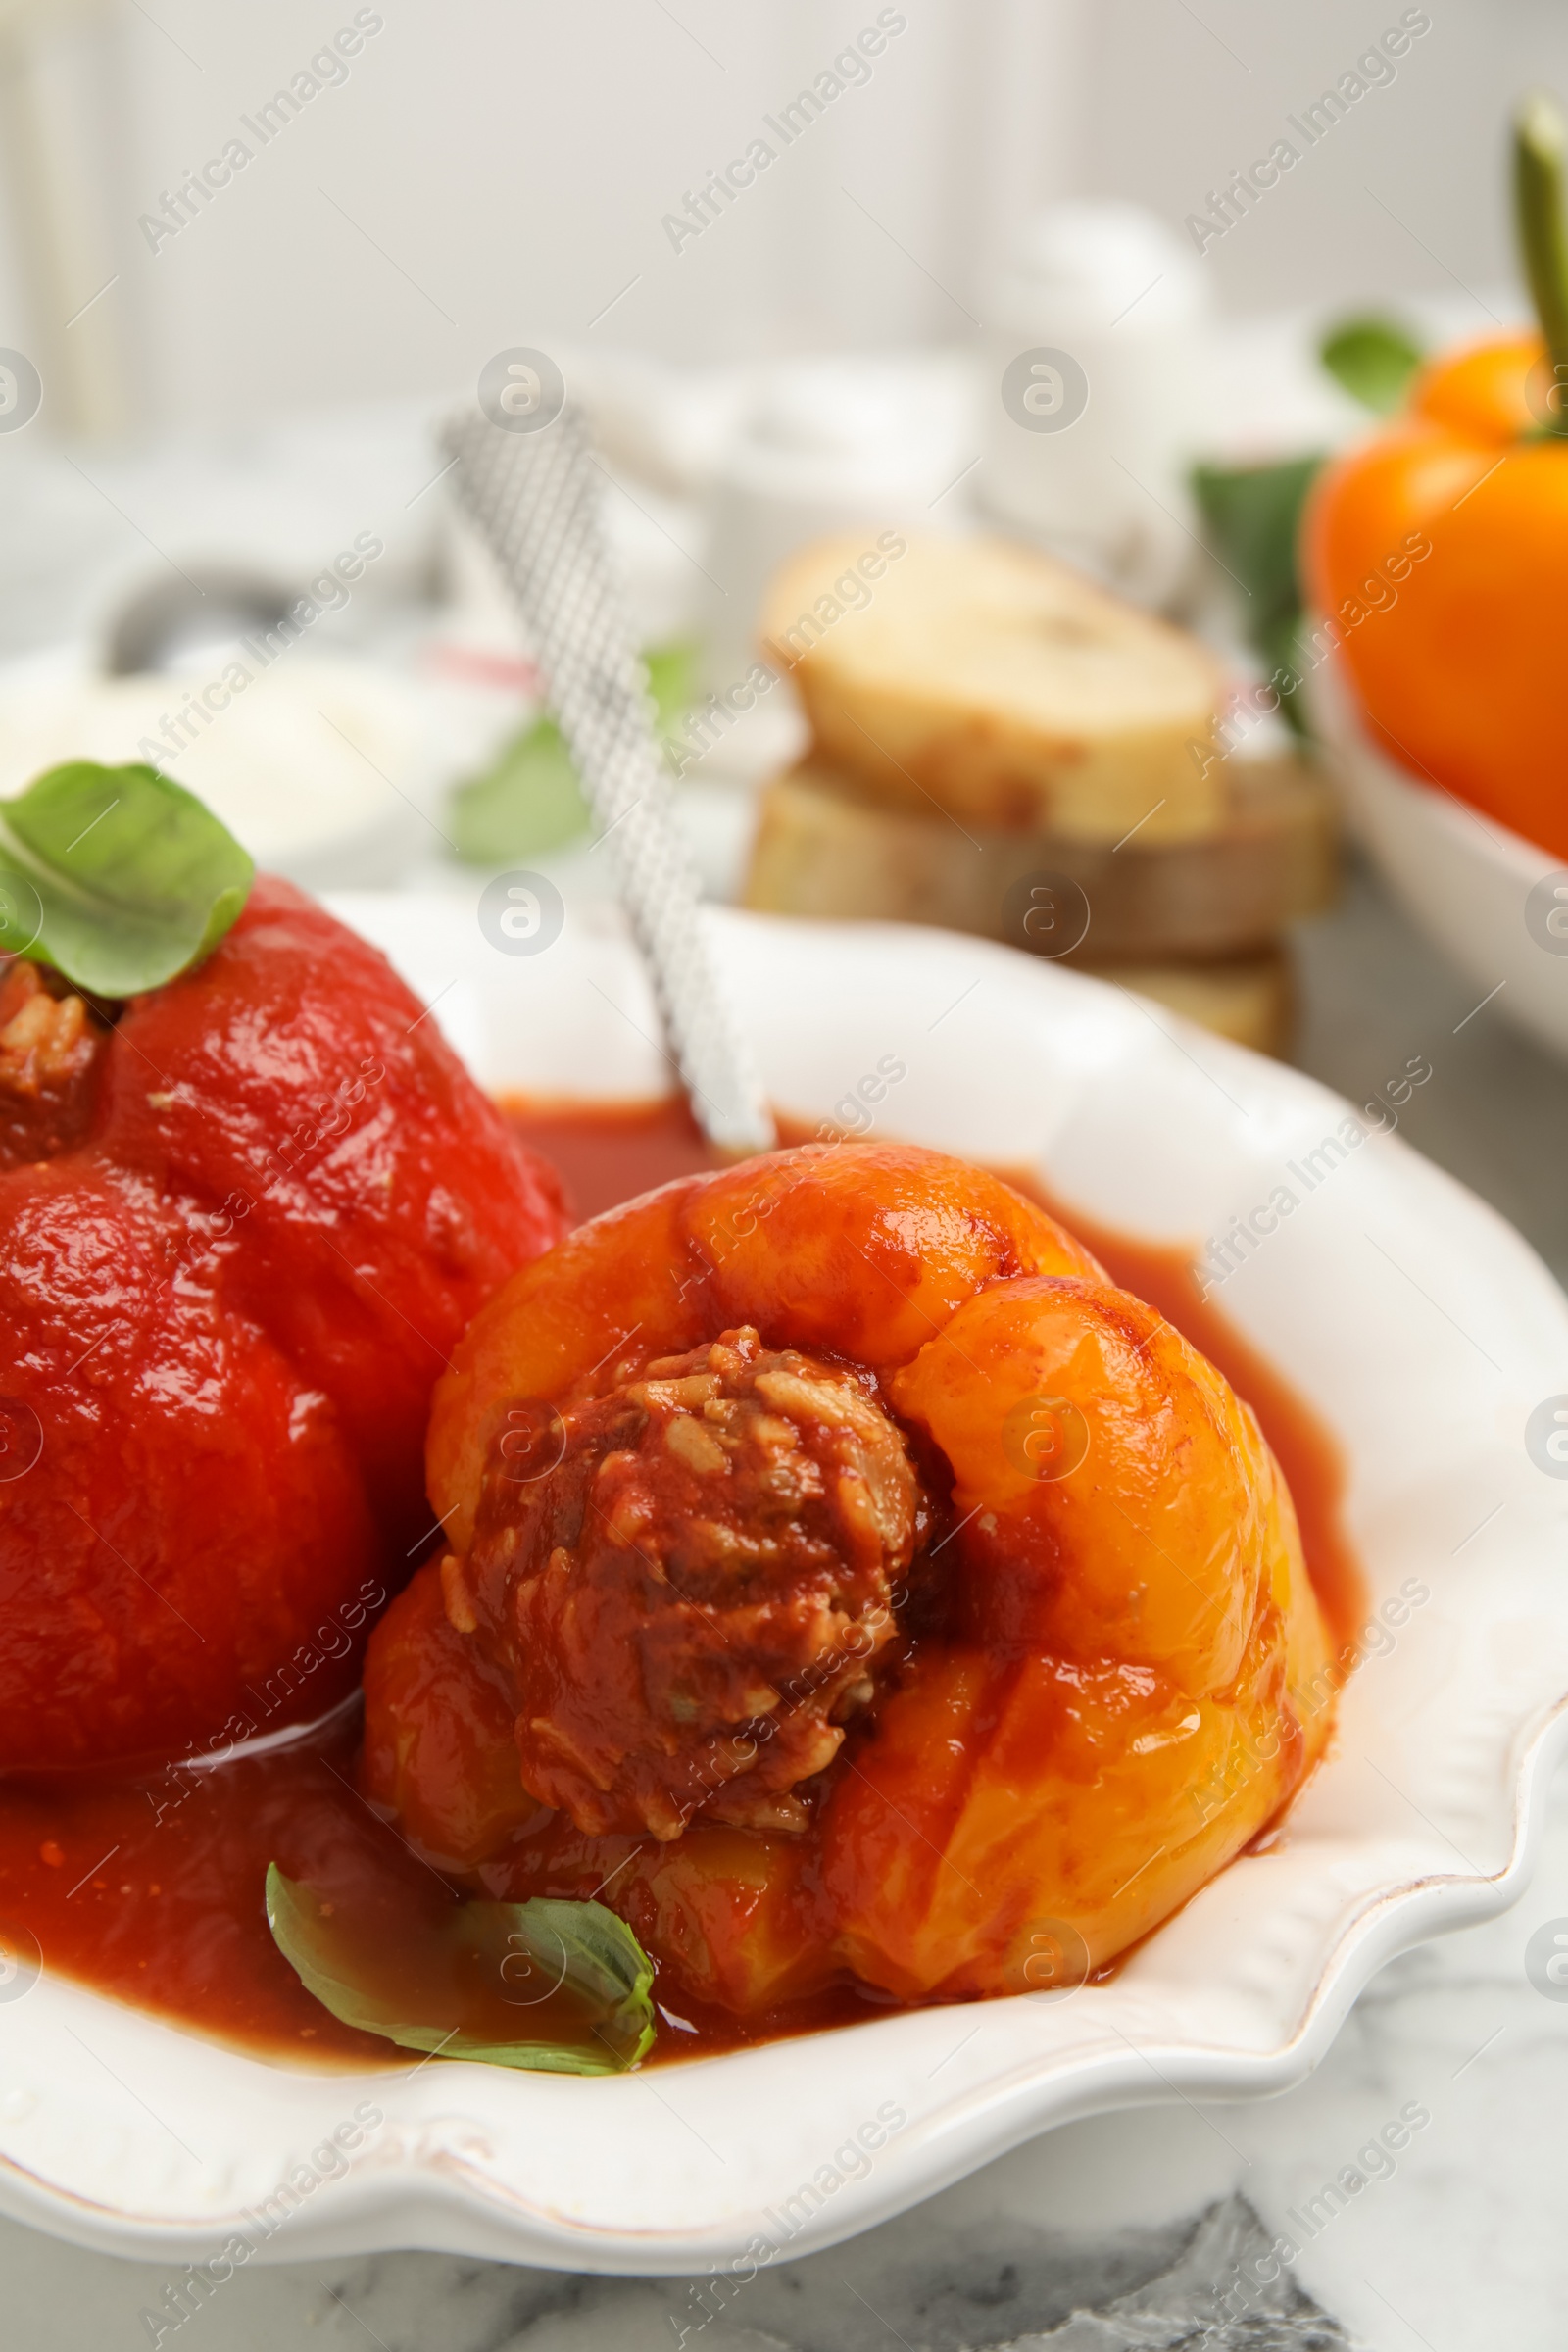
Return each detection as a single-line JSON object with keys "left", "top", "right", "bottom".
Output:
{"left": 1314, "top": 652, "right": 1568, "bottom": 1063}
{"left": 3, "top": 899, "right": 1566, "bottom": 2276}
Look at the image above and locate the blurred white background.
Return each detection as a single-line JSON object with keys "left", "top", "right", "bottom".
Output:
{"left": 0, "top": 0, "right": 1562, "bottom": 437}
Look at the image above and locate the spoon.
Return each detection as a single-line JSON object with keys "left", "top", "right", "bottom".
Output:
{"left": 440, "top": 401, "right": 776, "bottom": 1158}
{"left": 102, "top": 566, "right": 301, "bottom": 676}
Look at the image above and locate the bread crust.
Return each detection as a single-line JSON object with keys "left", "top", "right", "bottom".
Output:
{"left": 761, "top": 533, "right": 1229, "bottom": 843}
{"left": 743, "top": 755, "right": 1335, "bottom": 963}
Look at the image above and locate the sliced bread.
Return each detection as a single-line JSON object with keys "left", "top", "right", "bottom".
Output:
{"left": 1096, "top": 952, "right": 1292, "bottom": 1056}
{"left": 760, "top": 532, "right": 1228, "bottom": 844}
{"left": 742, "top": 755, "right": 1335, "bottom": 962}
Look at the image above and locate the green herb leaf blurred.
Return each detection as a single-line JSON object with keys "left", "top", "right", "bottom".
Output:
{"left": 1190, "top": 456, "right": 1324, "bottom": 736}
{"left": 1319, "top": 315, "right": 1425, "bottom": 415}
{"left": 450, "top": 641, "right": 699, "bottom": 866}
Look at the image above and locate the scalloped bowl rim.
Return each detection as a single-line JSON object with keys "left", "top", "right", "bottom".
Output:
{"left": 0, "top": 897, "right": 1564, "bottom": 2275}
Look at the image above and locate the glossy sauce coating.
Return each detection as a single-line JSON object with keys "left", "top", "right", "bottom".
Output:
{"left": 0, "top": 884, "right": 564, "bottom": 1769}
{"left": 369, "top": 1116, "right": 1343, "bottom": 2016}
{"left": 0, "top": 1099, "right": 1360, "bottom": 2065}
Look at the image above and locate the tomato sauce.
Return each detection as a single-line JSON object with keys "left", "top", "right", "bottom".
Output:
{"left": 0, "top": 1096, "right": 1361, "bottom": 2069}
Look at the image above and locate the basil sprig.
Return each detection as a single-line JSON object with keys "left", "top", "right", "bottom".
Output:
{"left": 1190, "top": 454, "right": 1324, "bottom": 739}
{"left": 266, "top": 1866, "right": 658, "bottom": 2075}
{"left": 1319, "top": 314, "right": 1424, "bottom": 416}
{"left": 0, "top": 760, "right": 254, "bottom": 997}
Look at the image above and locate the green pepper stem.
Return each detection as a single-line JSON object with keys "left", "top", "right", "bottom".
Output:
{"left": 1514, "top": 93, "right": 1568, "bottom": 434}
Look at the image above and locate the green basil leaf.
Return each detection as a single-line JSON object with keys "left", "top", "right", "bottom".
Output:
{"left": 0, "top": 760, "right": 254, "bottom": 997}
{"left": 265, "top": 1865, "right": 657, "bottom": 2075}
{"left": 449, "top": 716, "right": 590, "bottom": 865}
{"left": 1319, "top": 315, "right": 1425, "bottom": 415}
{"left": 449, "top": 639, "right": 698, "bottom": 868}
{"left": 1190, "top": 455, "right": 1325, "bottom": 739}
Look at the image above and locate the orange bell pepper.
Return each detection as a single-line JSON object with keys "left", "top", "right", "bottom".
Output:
{"left": 1302, "top": 98, "right": 1568, "bottom": 858}
{"left": 365, "top": 1142, "right": 1336, "bottom": 2014}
